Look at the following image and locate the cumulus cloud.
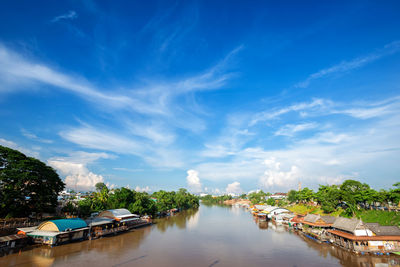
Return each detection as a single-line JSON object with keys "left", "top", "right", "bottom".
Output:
{"left": 225, "top": 181, "right": 242, "bottom": 195}
{"left": 259, "top": 157, "right": 300, "bottom": 188}
{"left": 48, "top": 151, "right": 112, "bottom": 191}
{"left": 48, "top": 160, "right": 104, "bottom": 191}
{"left": 186, "top": 169, "right": 202, "bottom": 193}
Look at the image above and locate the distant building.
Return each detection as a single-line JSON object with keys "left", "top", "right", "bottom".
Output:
{"left": 268, "top": 193, "right": 287, "bottom": 200}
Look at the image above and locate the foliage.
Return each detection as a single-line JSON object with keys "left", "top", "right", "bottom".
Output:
{"left": 200, "top": 194, "right": 232, "bottom": 204}
{"left": 95, "top": 182, "right": 107, "bottom": 192}
{"left": 266, "top": 198, "right": 275, "bottom": 206}
{"left": 0, "top": 145, "right": 65, "bottom": 218}
{"left": 359, "top": 210, "right": 400, "bottom": 226}
{"left": 247, "top": 190, "right": 269, "bottom": 204}
{"left": 77, "top": 186, "right": 199, "bottom": 218}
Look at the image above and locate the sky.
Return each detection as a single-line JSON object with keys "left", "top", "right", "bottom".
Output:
{"left": 1, "top": 1, "right": 400, "bottom": 194}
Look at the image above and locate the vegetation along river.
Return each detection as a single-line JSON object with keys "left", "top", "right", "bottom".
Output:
{"left": 1, "top": 205, "right": 399, "bottom": 267}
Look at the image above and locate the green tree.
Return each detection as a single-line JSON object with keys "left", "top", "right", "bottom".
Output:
{"left": 315, "top": 185, "right": 341, "bottom": 213}
{"left": 0, "top": 145, "right": 65, "bottom": 218}
{"left": 95, "top": 182, "right": 107, "bottom": 192}
{"left": 287, "top": 190, "right": 298, "bottom": 203}
{"left": 266, "top": 198, "right": 275, "bottom": 206}
{"left": 298, "top": 187, "right": 314, "bottom": 203}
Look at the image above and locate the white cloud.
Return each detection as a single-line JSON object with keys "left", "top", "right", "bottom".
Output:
{"left": 0, "top": 138, "right": 40, "bottom": 158}
{"left": 51, "top": 10, "right": 78, "bottom": 23}
{"left": 250, "top": 98, "right": 330, "bottom": 125}
{"left": 21, "top": 129, "right": 53, "bottom": 144}
{"left": 48, "top": 160, "right": 104, "bottom": 191}
{"left": 225, "top": 181, "right": 242, "bottom": 195}
{"left": 259, "top": 157, "right": 300, "bottom": 188}
{"left": 48, "top": 151, "right": 112, "bottom": 191}
{"left": 135, "top": 186, "right": 150, "bottom": 192}
{"left": 275, "top": 122, "right": 318, "bottom": 136}
{"left": 186, "top": 169, "right": 202, "bottom": 193}
{"left": 296, "top": 40, "right": 400, "bottom": 88}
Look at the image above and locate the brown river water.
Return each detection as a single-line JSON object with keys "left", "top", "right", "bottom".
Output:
{"left": 1, "top": 204, "right": 399, "bottom": 267}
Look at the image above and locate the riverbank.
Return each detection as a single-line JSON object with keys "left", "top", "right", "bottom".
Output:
{"left": 249, "top": 204, "right": 400, "bottom": 255}
{"left": 286, "top": 204, "right": 400, "bottom": 226}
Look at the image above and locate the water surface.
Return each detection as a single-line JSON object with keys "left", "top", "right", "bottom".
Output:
{"left": 1, "top": 205, "right": 399, "bottom": 267}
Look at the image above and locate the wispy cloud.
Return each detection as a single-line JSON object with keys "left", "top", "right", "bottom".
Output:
{"left": 296, "top": 40, "right": 400, "bottom": 88}
{"left": 51, "top": 10, "right": 78, "bottom": 23}
{"left": 0, "top": 138, "right": 40, "bottom": 158}
{"left": 250, "top": 98, "right": 330, "bottom": 126}
{"left": 21, "top": 128, "right": 53, "bottom": 144}
{"left": 275, "top": 122, "right": 318, "bottom": 137}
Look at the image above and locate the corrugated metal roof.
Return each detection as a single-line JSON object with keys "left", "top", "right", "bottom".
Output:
{"left": 86, "top": 217, "right": 114, "bottom": 227}
{"left": 27, "top": 231, "right": 59, "bottom": 237}
{"left": 108, "top": 209, "right": 132, "bottom": 217}
{"left": 39, "top": 218, "right": 87, "bottom": 232}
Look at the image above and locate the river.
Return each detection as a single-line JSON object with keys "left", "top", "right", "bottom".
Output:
{"left": 1, "top": 204, "right": 399, "bottom": 267}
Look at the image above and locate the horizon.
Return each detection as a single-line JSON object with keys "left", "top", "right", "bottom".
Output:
{"left": 1, "top": 1, "right": 400, "bottom": 194}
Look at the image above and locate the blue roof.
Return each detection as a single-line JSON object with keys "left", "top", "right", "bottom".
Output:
{"left": 50, "top": 218, "right": 87, "bottom": 232}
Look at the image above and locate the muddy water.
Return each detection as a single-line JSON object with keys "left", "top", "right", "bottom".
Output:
{"left": 1, "top": 204, "right": 399, "bottom": 267}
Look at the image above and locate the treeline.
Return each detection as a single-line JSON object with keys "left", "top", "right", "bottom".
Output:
{"left": 71, "top": 184, "right": 199, "bottom": 217}
{"left": 200, "top": 194, "right": 233, "bottom": 204}
{"left": 287, "top": 179, "right": 400, "bottom": 216}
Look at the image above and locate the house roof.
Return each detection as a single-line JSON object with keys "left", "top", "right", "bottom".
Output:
{"left": 332, "top": 217, "right": 362, "bottom": 233}
{"left": 38, "top": 218, "right": 87, "bottom": 232}
{"left": 328, "top": 230, "right": 400, "bottom": 241}
{"left": 321, "top": 216, "right": 337, "bottom": 224}
{"left": 365, "top": 223, "right": 400, "bottom": 236}
{"left": 304, "top": 214, "right": 320, "bottom": 223}
{"left": 98, "top": 208, "right": 139, "bottom": 220}
{"left": 85, "top": 217, "right": 114, "bottom": 227}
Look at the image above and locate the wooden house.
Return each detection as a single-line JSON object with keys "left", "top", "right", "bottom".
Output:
{"left": 328, "top": 217, "right": 400, "bottom": 253}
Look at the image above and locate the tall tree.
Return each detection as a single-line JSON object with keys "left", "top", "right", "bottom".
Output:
{"left": 0, "top": 145, "right": 65, "bottom": 218}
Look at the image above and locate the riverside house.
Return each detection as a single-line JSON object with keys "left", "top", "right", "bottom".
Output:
{"left": 22, "top": 218, "right": 89, "bottom": 246}
{"left": 301, "top": 214, "right": 336, "bottom": 241}
{"left": 327, "top": 217, "right": 400, "bottom": 254}
{"left": 97, "top": 208, "right": 149, "bottom": 230}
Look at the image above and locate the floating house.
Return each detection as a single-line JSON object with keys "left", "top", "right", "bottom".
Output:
{"left": 301, "top": 214, "right": 336, "bottom": 241}
{"left": 266, "top": 207, "right": 290, "bottom": 219}
{"left": 327, "top": 217, "right": 400, "bottom": 253}
{"left": 25, "top": 218, "right": 89, "bottom": 246}
{"left": 85, "top": 217, "right": 116, "bottom": 239}
{"left": 97, "top": 208, "right": 141, "bottom": 229}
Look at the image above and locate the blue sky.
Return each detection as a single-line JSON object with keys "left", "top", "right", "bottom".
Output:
{"left": 1, "top": 1, "right": 400, "bottom": 194}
